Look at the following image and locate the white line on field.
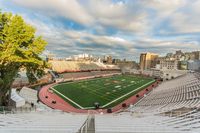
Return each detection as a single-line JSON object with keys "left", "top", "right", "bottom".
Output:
{"left": 82, "top": 106, "right": 95, "bottom": 109}
{"left": 101, "top": 80, "right": 155, "bottom": 108}
{"left": 51, "top": 87, "right": 84, "bottom": 109}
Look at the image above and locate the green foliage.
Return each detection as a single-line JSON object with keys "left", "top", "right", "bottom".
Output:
{"left": 0, "top": 11, "right": 47, "bottom": 105}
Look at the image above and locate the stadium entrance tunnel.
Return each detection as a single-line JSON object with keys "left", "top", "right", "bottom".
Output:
{"left": 107, "top": 108, "right": 112, "bottom": 113}
{"left": 122, "top": 103, "right": 127, "bottom": 108}
{"left": 94, "top": 102, "right": 100, "bottom": 109}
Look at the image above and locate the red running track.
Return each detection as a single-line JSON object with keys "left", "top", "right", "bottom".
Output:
{"left": 39, "top": 80, "right": 160, "bottom": 114}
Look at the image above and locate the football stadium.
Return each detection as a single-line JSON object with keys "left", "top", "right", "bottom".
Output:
{"left": 2, "top": 59, "right": 200, "bottom": 133}
{"left": 1, "top": 1, "right": 200, "bottom": 133}
{"left": 38, "top": 61, "right": 159, "bottom": 114}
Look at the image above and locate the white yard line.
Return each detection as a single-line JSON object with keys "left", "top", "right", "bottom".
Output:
{"left": 101, "top": 80, "right": 155, "bottom": 108}
{"left": 51, "top": 87, "right": 84, "bottom": 109}
{"left": 82, "top": 106, "right": 95, "bottom": 109}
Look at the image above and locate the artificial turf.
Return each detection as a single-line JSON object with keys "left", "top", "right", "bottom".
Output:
{"left": 51, "top": 75, "right": 155, "bottom": 109}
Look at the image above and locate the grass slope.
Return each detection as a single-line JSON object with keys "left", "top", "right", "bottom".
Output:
{"left": 52, "top": 75, "right": 155, "bottom": 109}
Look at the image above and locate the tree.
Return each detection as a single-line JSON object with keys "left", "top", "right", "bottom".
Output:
{"left": 0, "top": 11, "right": 47, "bottom": 106}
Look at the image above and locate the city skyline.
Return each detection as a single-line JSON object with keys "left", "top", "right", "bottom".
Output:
{"left": 48, "top": 49, "right": 200, "bottom": 62}
{"left": 1, "top": 0, "right": 200, "bottom": 60}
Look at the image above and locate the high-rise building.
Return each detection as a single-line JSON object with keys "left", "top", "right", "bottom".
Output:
{"left": 140, "top": 52, "right": 158, "bottom": 70}
{"left": 159, "top": 58, "right": 179, "bottom": 70}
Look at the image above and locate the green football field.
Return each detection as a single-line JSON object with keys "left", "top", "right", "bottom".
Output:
{"left": 51, "top": 75, "right": 155, "bottom": 109}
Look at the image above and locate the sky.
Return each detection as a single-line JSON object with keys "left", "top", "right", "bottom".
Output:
{"left": 1, "top": 0, "right": 200, "bottom": 61}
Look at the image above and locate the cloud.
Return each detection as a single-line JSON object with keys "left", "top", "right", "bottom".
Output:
{"left": 20, "top": 15, "right": 134, "bottom": 58}
{"left": 11, "top": 0, "right": 150, "bottom": 33}
{"left": 12, "top": 0, "right": 94, "bottom": 25}
{"left": 83, "top": 0, "right": 149, "bottom": 33}
{"left": 146, "top": 0, "right": 186, "bottom": 16}
{"left": 145, "top": 0, "right": 200, "bottom": 35}
{"left": 1, "top": 0, "right": 200, "bottom": 60}
{"left": 5, "top": 0, "right": 200, "bottom": 35}
{"left": 169, "top": 1, "right": 200, "bottom": 33}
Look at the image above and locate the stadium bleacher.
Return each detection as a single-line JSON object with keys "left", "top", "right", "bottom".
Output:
{"left": 60, "top": 70, "right": 121, "bottom": 81}
{"left": 49, "top": 60, "right": 120, "bottom": 73}
{"left": 95, "top": 107, "right": 200, "bottom": 133}
{"left": 19, "top": 87, "right": 38, "bottom": 104}
{"left": 95, "top": 113, "right": 193, "bottom": 133}
{"left": 129, "top": 72, "right": 200, "bottom": 113}
{"left": 0, "top": 112, "right": 87, "bottom": 133}
{"left": 19, "top": 87, "right": 52, "bottom": 111}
